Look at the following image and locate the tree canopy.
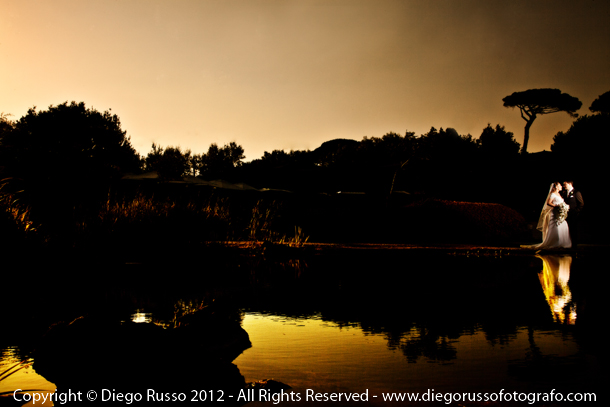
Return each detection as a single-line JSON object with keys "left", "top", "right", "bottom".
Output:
{"left": 502, "top": 88, "right": 582, "bottom": 154}
{"left": 144, "top": 141, "right": 245, "bottom": 180}
{"left": 0, "top": 113, "right": 14, "bottom": 138}
{"left": 552, "top": 114, "right": 610, "bottom": 159}
{"left": 477, "top": 123, "right": 520, "bottom": 157}
{"left": 199, "top": 142, "right": 245, "bottom": 179}
{"left": 0, "top": 102, "right": 142, "bottom": 212}
{"left": 589, "top": 90, "right": 610, "bottom": 114}
{"left": 144, "top": 144, "right": 192, "bottom": 180}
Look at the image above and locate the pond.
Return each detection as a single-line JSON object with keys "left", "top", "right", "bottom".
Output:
{"left": 1, "top": 249, "right": 605, "bottom": 405}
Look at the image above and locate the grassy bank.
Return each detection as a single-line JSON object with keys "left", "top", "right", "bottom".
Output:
{"left": 2, "top": 185, "right": 531, "bottom": 260}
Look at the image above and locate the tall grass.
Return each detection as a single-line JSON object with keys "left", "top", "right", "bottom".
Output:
{"left": 75, "top": 194, "right": 231, "bottom": 249}
{"left": 248, "top": 199, "right": 282, "bottom": 242}
{"left": 0, "top": 179, "right": 39, "bottom": 244}
{"left": 2, "top": 179, "right": 311, "bottom": 252}
{"left": 74, "top": 193, "right": 309, "bottom": 251}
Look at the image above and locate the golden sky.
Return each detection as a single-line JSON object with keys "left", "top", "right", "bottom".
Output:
{"left": 2, "top": 0, "right": 609, "bottom": 160}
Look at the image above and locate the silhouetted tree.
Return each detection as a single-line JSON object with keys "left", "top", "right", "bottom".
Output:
{"left": 0, "top": 113, "right": 14, "bottom": 139}
{"left": 0, "top": 102, "right": 142, "bottom": 232}
{"left": 242, "top": 149, "right": 316, "bottom": 190}
{"left": 358, "top": 132, "right": 416, "bottom": 167}
{"left": 144, "top": 144, "right": 192, "bottom": 180}
{"left": 259, "top": 149, "right": 293, "bottom": 165}
{"left": 222, "top": 142, "right": 246, "bottom": 167}
{"left": 254, "top": 149, "right": 313, "bottom": 168}
{"left": 551, "top": 114, "right": 610, "bottom": 164}
{"left": 359, "top": 132, "right": 416, "bottom": 194}
{"left": 589, "top": 90, "right": 610, "bottom": 114}
{"left": 551, "top": 113, "right": 610, "bottom": 242}
{"left": 188, "top": 153, "right": 203, "bottom": 177}
{"left": 477, "top": 123, "right": 520, "bottom": 157}
{"left": 472, "top": 124, "right": 522, "bottom": 205}
{"left": 199, "top": 142, "right": 245, "bottom": 179}
{"left": 313, "top": 138, "right": 359, "bottom": 168}
{"left": 0, "top": 113, "right": 15, "bottom": 173}
{"left": 502, "top": 88, "right": 582, "bottom": 154}
{"left": 415, "top": 127, "right": 478, "bottom": 198}
{"left": 1, "top": 102, "right": 141, "bottom": 193}
{"left": 309, "top": 133, "right": 419, "bottom": 193}
{"left": 417, "top": 127, "right": 477, "bottom": 160}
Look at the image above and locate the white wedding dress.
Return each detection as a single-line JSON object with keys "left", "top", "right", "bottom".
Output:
{"left": 525, "top": 193, "right": 572, "bottom": 250}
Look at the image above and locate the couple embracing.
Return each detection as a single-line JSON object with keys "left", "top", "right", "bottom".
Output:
{"left": 524, "top": 181, "right": 584, "bottom": 250}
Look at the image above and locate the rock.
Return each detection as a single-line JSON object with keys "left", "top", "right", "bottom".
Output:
{"left": 33, "top": 306, "right": 251, "bottom": 404}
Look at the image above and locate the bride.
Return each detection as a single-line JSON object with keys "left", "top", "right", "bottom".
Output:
{"left": 523, "top": 182, "right": 572, "bottom": 250}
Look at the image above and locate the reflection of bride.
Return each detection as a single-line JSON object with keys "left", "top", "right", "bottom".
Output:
{"left": 523, "top": 182, "right": 572, "bottom": 250}
{"left": 537, "top": 254, "right": 576, "bottom": 324}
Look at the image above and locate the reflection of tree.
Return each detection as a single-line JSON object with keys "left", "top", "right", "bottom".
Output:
{"left": 537, "top": 255, "right": 576, "bottom": 324}
{"left": 245, "top": 252, "right": 557, "bottom": 364}
{"left": 508, "top": 325, "right": 591, "bottom": 391}
{"left": 388, "top": 326, "right": 458, "bottom": 364}
{"left": 482, "top": 325, "right": 519, "bottom": 347}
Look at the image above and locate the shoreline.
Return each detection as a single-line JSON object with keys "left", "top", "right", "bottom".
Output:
{"left": 218, "top": 240, "right": 608, "bottom": 255}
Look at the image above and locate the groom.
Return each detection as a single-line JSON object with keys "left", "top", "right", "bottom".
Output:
{"left": 562, "top": 181, "right": 584, "bottom": 248}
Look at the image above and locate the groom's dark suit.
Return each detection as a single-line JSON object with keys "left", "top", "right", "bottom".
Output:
{"left": 563, "top": 187, "right": 584, "bottom": 247}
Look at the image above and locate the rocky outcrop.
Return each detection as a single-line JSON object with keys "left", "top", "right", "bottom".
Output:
{"left": 33, "top": 305, "right": 251, "bottom": 404}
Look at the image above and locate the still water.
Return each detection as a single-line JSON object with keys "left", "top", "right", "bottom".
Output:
{"left": 1, "top": 251, "right": 605, "bottom": 405}
{"left": 236, "top": 313, "right": 581, "bottom": 395}
{"left": 232, "top": 252, "right": 602, "bottom": 401}
{"left": 235, "top": 316, "right": 598, "bottom": 407}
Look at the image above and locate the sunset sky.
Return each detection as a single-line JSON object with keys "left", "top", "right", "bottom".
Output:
{"left": 2, "top": 0, "right": 609, "bottom": 161}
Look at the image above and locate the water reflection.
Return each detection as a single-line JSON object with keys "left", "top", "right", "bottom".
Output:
{"left": 390, "top": 327, "right": 458, "bottom": 364}
{"left": 1, "top": 250, "right": 605, "bottom": 402}
{"left": 130, "top": 311, "right": 152, "bottom": 323}
{"left": 235, "top": 313, "right": 589, "bottom": 395}
{"left": 537, "top": 255, "right": 576, "bottom": 324}
{"left": 0, "top": 347, "right": 55, "bottom": 406}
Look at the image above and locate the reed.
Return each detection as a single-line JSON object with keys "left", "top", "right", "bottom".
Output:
{"left": 74, "top": 193, "right": 232, "bottom": 246}
{"left": 288, "top": 226, "right": 309, "bottom": 247}
{"left": 74, "top": 193, "right": 308, "bottom": 249}
{"left": 0, "top": 179, "right": 39, "bottom": 242}
{"left": 248, "top": 199, "right": 282, "bottom": 241}
{"left": 2, "top": 181, "right": 311, "bottom": 252}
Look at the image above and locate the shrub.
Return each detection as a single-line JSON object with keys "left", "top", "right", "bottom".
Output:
{"left": 400, "top": 199, "right": 528, "bottom": 243}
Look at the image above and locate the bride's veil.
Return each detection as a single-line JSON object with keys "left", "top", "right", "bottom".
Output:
{"left": 537, "top": 183, "right": 555, "bottom": 233}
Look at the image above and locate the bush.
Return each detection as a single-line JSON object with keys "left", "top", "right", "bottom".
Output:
{"left": 399, "top": 199, "right": 528, "bottom": 243}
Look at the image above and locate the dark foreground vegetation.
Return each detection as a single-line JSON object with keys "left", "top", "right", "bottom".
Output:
{"left": 1, "top": 91, "right": 609, "bottom": 259}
